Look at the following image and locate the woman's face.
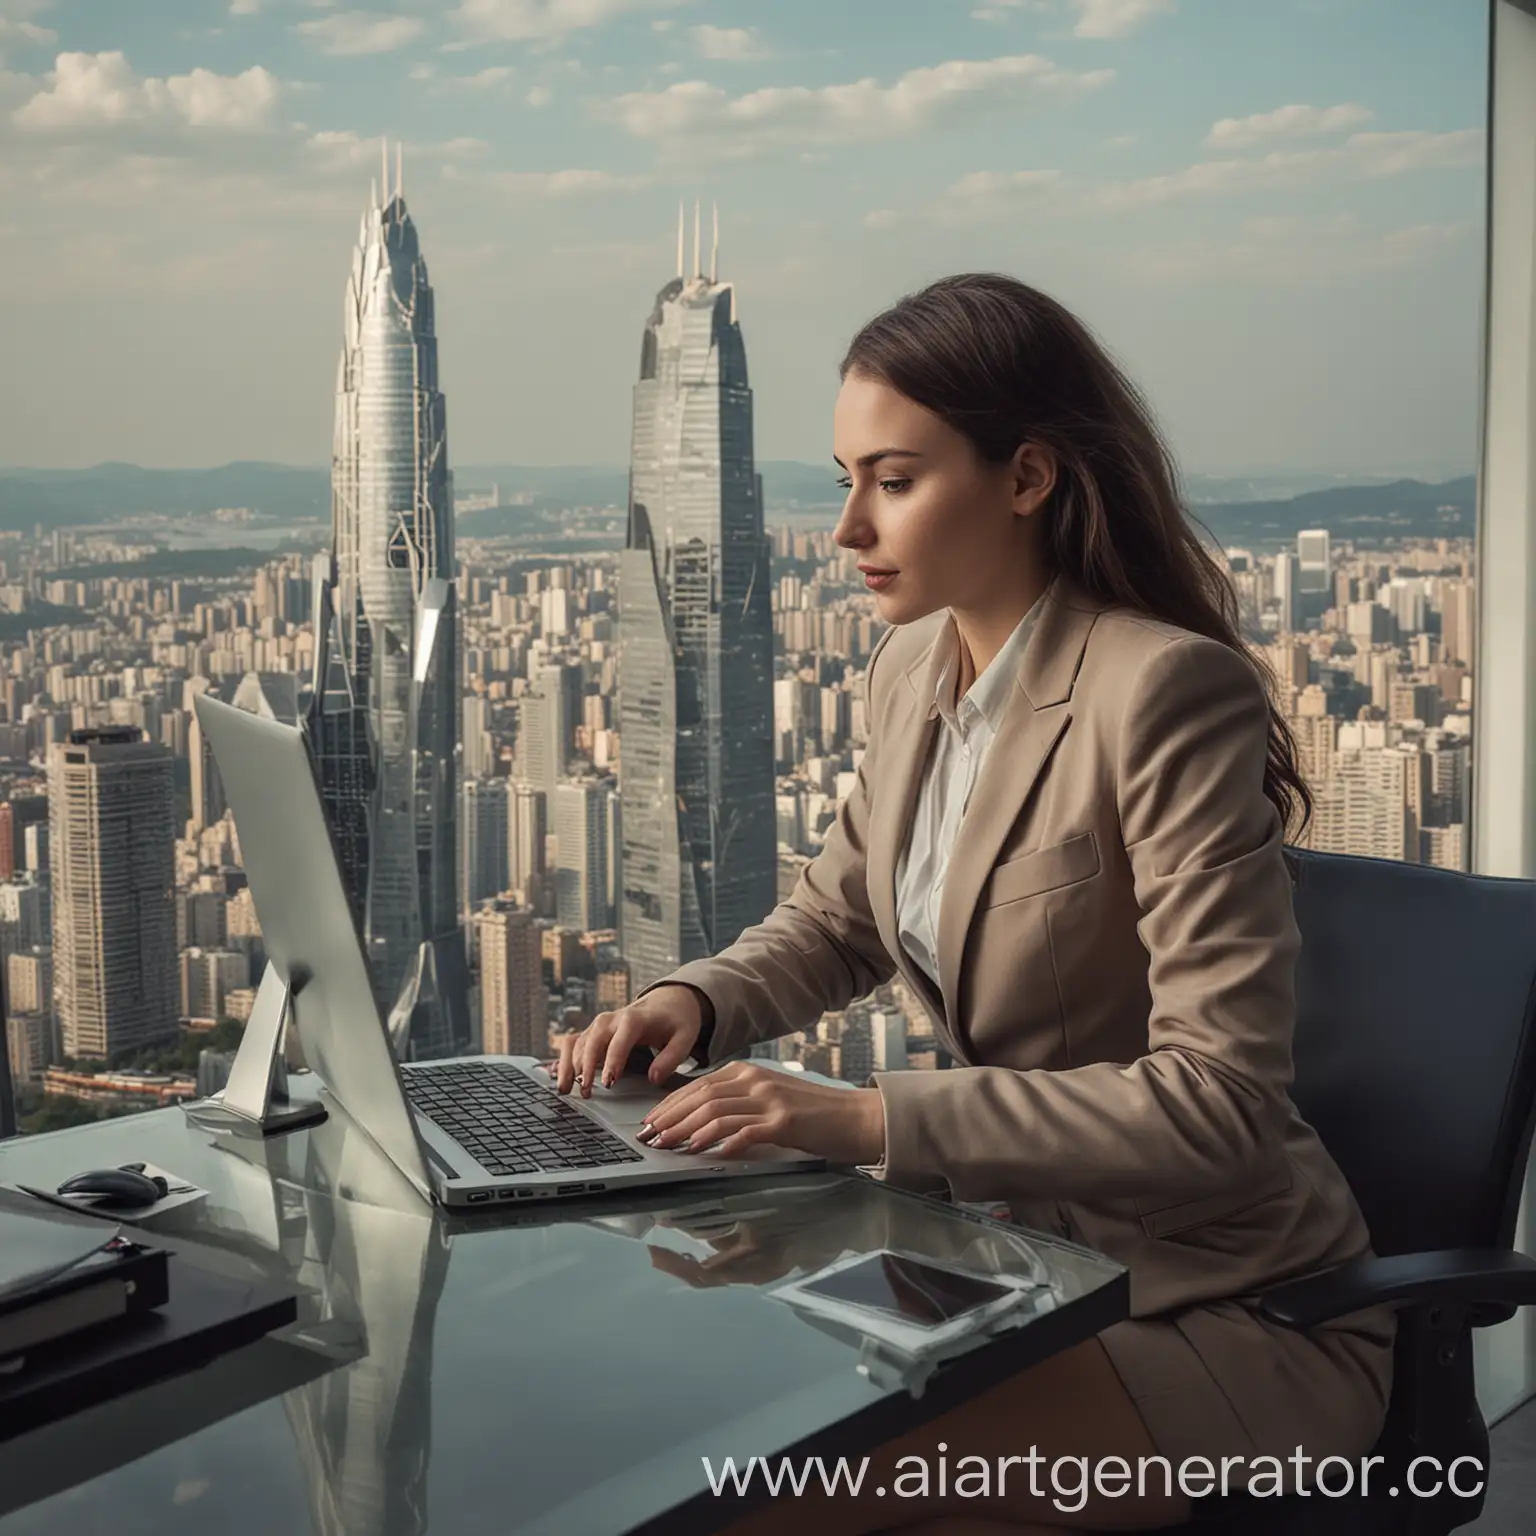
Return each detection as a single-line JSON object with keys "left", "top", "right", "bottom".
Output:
{"left": 831, "top": 370, "right": 1052, "bottom": 626}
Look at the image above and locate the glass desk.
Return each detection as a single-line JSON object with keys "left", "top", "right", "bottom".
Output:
{"left": 0, "top": 1093, "right": 1127, "bottom": 1536}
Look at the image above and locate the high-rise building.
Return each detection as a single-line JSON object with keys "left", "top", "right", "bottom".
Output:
{"left": 476, "top": 900, "right": 547, "bottom": 1057}
{"left": 552, "top": 779, "right": 610, "bottom": 932}
{"left": 1297, "top": 528, "right": 1331, "bottom": 593}
{"left": 49, "top": 727, "right": 178, "bottom": 1061}
{"left": 508, "top": 781, "right": 547, "bottom": 896}
{"left": 462, "top": 778, "right": 510, "bottom": 914}
{"left": 0, "top": 796, "right": 47, "bottom": 881}
{"left": 308, "top": 144, "right": 468, "bottom": 1060}
{"left": 462, "top": 694, "right": 494, "bottom": 780}
{"left": 515, "top": 668, "right": 571, "bottom": 792}
{"left": 188, "top": 700, "right": 226, "bottom": 832}
{"left": 1272, "top": 551, "right": 1298, "bottom": 635}
{"left": 1308, "top": 739, "right": 1419, "bottom": 863}
{"left": 617, "top": 204, "right": 776, "bottom": 992}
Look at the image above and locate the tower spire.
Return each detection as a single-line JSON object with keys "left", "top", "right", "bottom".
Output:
{"left": 381, "top": 136, "right": 389, "bottom": 204}
{"left": 692, "top": 197, "right": 701, "bottom": 278}
{"left": 710, "top": 201, "right": 718, "bottom": 283}
{"left": 396, "top": 141, "right": 403, "bottom": 204}
{"left": 676, "top": 201, "right": 684, "bottom": 277}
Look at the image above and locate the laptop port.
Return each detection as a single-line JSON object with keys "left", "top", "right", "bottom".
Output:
{"left": 556, "top": 1183, "right": 587, "bottom": 1195}
{"left": 588, "top": 1183, "right": 606, "bottom": 1192}
{"left": 516, "top": 1189, "right": 535, "bottom": 1197}
{"left": 498, "top": 1189, "right": 519, "bottom": 1200}
{"left": 467, "top": 1191, "right": 493, "bottom": 1204}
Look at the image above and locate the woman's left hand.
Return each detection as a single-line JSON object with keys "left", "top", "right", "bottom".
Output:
{"left": 637, "top": 1063, "right": 886, "bottom": 1166}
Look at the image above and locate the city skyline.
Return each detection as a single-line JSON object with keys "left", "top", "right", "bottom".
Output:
{"left": 0, "top": 1, "right": 1488, "bottom": 480}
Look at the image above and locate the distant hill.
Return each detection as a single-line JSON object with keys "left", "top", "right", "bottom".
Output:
{"left": 1187, "top": 475, "right": 1477, "bottom": 547}
{"left": 0, "top": 461, "right": 1477, "bottom": 545}
{"left": 0, "top": 462, "right": 328, "bottom": 528}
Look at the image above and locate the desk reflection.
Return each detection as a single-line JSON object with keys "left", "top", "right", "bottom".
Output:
{"left": 0, "top": 1096, "right": 1111, "bottom": 1536}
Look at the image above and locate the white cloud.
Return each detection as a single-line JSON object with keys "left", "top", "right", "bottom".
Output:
{"left": 0, "top": 0, "right": 57, "bottom": 50}
{"left": 14, "top": 52, "right": 282, "bottom": 132}
{"left": 296, "top": 11, "right": 426, "bottom": 57}
{"left": 449, "top": 0, "right": 689, "bottom": 44}
{"left": 303, "top": 129, "right": 491, "bottom": 178}
{"left": 491, "top": 167, "right": 650, "bottom": 195}
{"left": 1089, "top": 127, "right": 1483, "bottom": 209}
{"left": 1347, "top": 128, "right": 1483, "bottom": 174}
{"left": 1072, "top": 0, "right": 1176, "bottom": 39}
{"left": 971, "top": 0, "right": 1049, "bottom": 21}
{"left": 690, "top": 25, "right": 769, "bottom": 62}
{"left": 914, "top": 166, "right": 1065, "bottom": 224}
{"left": 526, "top": 84, "right": 552, "bottom": 106}
{"left": 1114, "top": 213, "right": 1475, "bottom": 285}
{"left": 303, "top": 127, "right": 379, "bottom": 173}
{"left": 948, "top": 167, "right": 1062, "bottom": 199}
{"left": 229, "top": 0, "right": 261, "bottom": 15}
{"left": 604, "top": 55, "right": 1114, "bottom": 153}
{"left": 1205, "top": 102, "right": 1374, "bottom": 152}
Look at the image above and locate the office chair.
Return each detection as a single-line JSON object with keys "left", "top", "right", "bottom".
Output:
{"left": 1190, "top": 848, "right": 1536, "bottom": 1534}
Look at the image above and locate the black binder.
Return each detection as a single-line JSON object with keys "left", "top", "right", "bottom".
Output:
{"left": 0, "top": 1237, "right": 169, "bottom": 1357}
{"left": 0, "top": 1251, "right": 298, "bottom": 1442}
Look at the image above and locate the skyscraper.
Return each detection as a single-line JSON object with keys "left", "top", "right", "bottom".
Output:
{"left": 508, "top": 781, "right": 549, "bottom": 911}
{"left": 462, "top": 778, "right": 510, "bottom": 914}
{"left": 476, "top": 901, "right": 547, "bottom": 1057}
{"left": 48, "top": 727, "right": 178, "bottom": 1061}
{"left": 617, "top": 204, "right": 776, "bottom": 992}
{"left": 552, "top": 778, "right": 610, "bottom": 932}
{"left": 1297, "top": 528, "right": 1332, "bottom": 593}
{"left": 309, "top": 143, "right": 469, "bottom": 1060}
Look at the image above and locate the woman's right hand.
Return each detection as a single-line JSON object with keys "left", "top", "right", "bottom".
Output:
{"left": 552, "top": 985, "right": 704, "bottom": 1097}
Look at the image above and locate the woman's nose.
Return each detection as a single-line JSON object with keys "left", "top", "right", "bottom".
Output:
{"left": 833, "top": 498, "right": 868, "bottom": 549}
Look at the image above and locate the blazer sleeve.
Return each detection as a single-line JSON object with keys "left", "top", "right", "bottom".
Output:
{"left": 871, "top": 635, "right": 1297, "bottom": 1204}
{"left": 634, "top": 626, "right": 901, "bottom": 1061}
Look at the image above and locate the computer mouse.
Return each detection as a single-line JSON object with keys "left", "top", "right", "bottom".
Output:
{"left": 56, "top": 1167, "right": 167, "bottom": 1209}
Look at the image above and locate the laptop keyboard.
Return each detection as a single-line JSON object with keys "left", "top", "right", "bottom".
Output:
{"left": 402, "top": 1061, "right": 646, "bottom": 1178}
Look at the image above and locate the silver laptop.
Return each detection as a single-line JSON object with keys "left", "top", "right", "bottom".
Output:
{"left": 192, "top": 692, "right": 825, "bottom": 1209}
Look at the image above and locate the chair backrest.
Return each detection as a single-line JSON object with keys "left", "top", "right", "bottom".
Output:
{"left": 1288, "top": 848, "right": 1536, "bottom": 1258}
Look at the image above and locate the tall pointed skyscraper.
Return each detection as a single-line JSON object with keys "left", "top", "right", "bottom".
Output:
{"left": 309, "top": 142, "right": 469, "bottom": 1060}
{"left": 617, "top": 204, "right": 776, "bottom": 992}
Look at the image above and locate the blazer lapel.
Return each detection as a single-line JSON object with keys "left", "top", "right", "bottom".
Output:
{"left": 933, "top": 579, "right": 1103, "bottom": 1044}
{"left": 866, "top": 632, "right": 947, "bottom": 1032}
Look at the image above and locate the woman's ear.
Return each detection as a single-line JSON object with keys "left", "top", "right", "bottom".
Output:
{"left": 1011, "top": 442, "right": 1056, "bottom": 518}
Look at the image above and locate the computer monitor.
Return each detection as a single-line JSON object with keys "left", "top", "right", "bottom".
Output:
{"left": 191, "top": 692, "right": 433, "bottom": 1201}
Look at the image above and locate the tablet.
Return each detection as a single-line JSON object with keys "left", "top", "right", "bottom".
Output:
{"left": 793, "top": 1250, "right": 1016, "bottom": 1331}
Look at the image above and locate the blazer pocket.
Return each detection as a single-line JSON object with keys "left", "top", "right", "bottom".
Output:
{"left": 1135, "top": 1166, "right": 1295, "bottom": 1239}
{"left": 983, "top": 831, "right": 1100, "bottom": 909}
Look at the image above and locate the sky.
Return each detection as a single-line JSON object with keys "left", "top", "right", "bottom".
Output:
{"left": 0, "top": 0, "right": 1489, "bottom": 477}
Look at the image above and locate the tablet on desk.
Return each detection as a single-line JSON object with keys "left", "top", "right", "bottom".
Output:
{"left": 795, "top": 1251, "right": 1017, "bottom": 1331}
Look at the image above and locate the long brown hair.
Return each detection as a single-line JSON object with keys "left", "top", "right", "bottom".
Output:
{"left": 840, "top": 271, "right": 1311, "bottom": 840}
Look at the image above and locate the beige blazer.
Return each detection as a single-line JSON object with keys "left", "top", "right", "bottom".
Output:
{"left": 653, "top": 574, "right": 1389, "bottom": 1414}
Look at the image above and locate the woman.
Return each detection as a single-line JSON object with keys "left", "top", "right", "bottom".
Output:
{"left": 554, "top": 273, "right": 1394, "bottom": 1533}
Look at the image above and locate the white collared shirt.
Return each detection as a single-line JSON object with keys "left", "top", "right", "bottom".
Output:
{"left": 894, "top": 599, "right": 1044, "bottom": 999}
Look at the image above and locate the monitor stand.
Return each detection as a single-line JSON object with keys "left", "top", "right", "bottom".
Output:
{"left": 182, "top": 963, "right": 328, "bottom": 1137}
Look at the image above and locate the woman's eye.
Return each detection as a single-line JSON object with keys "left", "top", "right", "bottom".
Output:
{"left": 878, "top": 478, "right": 911, "bottom": 495}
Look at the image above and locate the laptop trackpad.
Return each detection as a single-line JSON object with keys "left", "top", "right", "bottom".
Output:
{"left": 525, "top": 1064, "right": 659, "bottom": 1126}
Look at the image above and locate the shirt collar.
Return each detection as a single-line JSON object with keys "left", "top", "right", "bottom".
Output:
{"left": 931, "top": 596, "right": 1045, "bottom": 734}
